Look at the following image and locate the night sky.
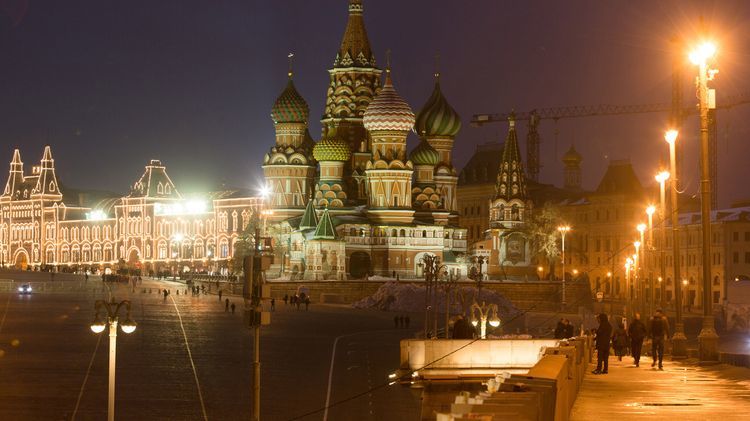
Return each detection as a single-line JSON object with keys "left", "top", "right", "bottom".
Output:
{"left": 1, "top": 0, "right": 749, "bottom": 206}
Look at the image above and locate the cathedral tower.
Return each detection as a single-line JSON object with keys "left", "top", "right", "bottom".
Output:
{"left": 488, "top": 114, "right": 533, "bottom": 274}
{"left": 414, "top": 73, "right": 461, "bottom": 217}
{"left": 263, "top": 69, "right": 316, "bottom": 221}
{"left": 323, "top": 0, "right": 382, "bottom": 203}
{"left": 363, "top": 67, "right": 415, "bottom": 224}
{"left": 313, "top": 127, "right": 352, "bottom": 208}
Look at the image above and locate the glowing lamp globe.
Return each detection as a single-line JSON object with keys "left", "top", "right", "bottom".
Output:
{"left": 90, "top": 321, "right": 106, "bottom": 334}
{"left": 120, "top": 319, "right": 137, "bottom": 334}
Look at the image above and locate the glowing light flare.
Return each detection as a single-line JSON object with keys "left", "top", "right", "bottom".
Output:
{"left": 655, "top": 171, "right": 670, "bottom": 183}
{"left": 86, "top": 210, "right": 108, "bottom": 221}
{"left": 646, "top": 205, "right": 656, "bottom": 216}
{"left": 664, "top": 129, "right": 679, "bottom": 145}
{"left": 689, "top": 41, "right": 717, "bottom": 66}
{"left": 636, "top": 223, "right": 646, "bottom": 233}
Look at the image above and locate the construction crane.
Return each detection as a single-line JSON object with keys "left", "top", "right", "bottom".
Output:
{"left": 471, "top": 92, "right": 750, "bottom": 207}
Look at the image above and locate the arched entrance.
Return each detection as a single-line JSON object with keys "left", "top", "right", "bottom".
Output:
{"left": 14, "top": 250, "right": 29, "bottom": 270}
{"left": 349, "top": 252, "right": 371, "bottom": 279}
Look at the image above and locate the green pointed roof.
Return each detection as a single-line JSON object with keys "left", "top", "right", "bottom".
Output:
{"left": 299, "top": 198, "right": 318, "bottom": 230}
{"left": 409, "top": 138, "right": 440, "bottom": 166}
{"left": 313, "top": 208, "right": 338, "bottom": 240}
{"left": 415, "top": 78, "right": 461, "bottom": 138}
{"left": 271, "top": 78, "right": 309, "bottom": 124}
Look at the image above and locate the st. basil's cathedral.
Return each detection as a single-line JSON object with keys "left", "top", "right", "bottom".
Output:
{"left": 262, "top": 0, "right": 469, "bottom": 280}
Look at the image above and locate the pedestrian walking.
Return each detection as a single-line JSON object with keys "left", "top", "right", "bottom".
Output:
{"left": 405, "top": 315, "right": 410, "bottom": 328}
{"left": 612, "top": 321, "right": 628, "bottom": 361}
{"left": 271, "top": 298, "right": 276, "bottom": 311}
{"left": 230, "top": 302, "right": 236, "bottom": 314}
{"left": 649, "top": 309, "right": 669, "bottom": 370}
{"left": 283, "top": 294, "right": 289, "bottom": 306}
{"left": 219, "top": 290, "right": 223, "bottom": 301}
{"left": 628, "top": 312, "right": 647, "bottom": 367}
{"left": 304, "top": 296, "right": 310, "bottom": 311}
{"left": 592, "top": 313, "right": 612, "bottom": 375}
{"left": 225, "top": 298, "right": 230, "bottom": 312}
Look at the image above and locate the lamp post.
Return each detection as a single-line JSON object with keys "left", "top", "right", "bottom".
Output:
{"left": 637, "top": 224, "right": 646, "bottom": 313}
{"left": 557, "top": 226, "right": 571, "bottom": 309}
{"left": 470, "top": 301, "right": 501, "bottom": 339}
{"left": 646, "top": 206, "right": 656, "bottom": 315}
{"left": 656, "top": 171, "right": 670, "bottom": 310}
{"left": 471, "top": 256, "right": 485, "bottom": 303}
{"left": 420, "top": 254, "right": 444, "bottom": 339}
{"left": 665, "top": 129, "right": 687, "bottom": 357}
{"left": 90, "top": 298, "right": 137, "bottom": 421}
{"left": 690, "top": 40, "right": 720, "bottom": 361}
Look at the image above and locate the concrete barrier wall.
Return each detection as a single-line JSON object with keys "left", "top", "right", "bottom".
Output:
{"left": 436, "top": 336, "right": 592, "bottom": 421}
{"left": 401, "top": 339, "right": 561, "bottom": 372}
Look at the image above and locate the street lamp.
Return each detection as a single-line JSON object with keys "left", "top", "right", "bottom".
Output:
{"left": 470, "top": 301, "right": 501, "bottom": 339}
{"left": 471, "top": 256, "right": 485, "bottom": 302}
{"left": 637, "top": 225, "right": 646, "bottom": 313}
{"left": 664, "top": 129, "right": 687, "bottom": 357}
{"left": 655, "top": 170, "right": 670, "bottom": 310}
{"left": 690, "top": 40, "right": 720, "bottom": 361}
{"left": 557, "top": 225, "right": 571, "bottom": 309}
{"left": 90, "top": 298, "right": 136, "bottom": 421}
{"left": 420, "top": 254, "right": 445, "bottom": 338}
{"left": 646, "top": 206, "right": 657, "bottom": 315}
{"left": 537, "top": 265, "right": 544, "bottom": 280}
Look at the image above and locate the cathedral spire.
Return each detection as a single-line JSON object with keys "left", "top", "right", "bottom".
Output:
{"left": 334, "top": 0, "right": 375, "bottom": 68}
{"left": 33, "top": 146, "right": 61, "bottom": 196}
{"left": 299, "top": 196, "right": 319, "bottom": 230}
{"left": 313, "top": 207, "right": 338, "bottom": 240}
{"left": 495, "top": 112, "right": 527, "bottom": 201}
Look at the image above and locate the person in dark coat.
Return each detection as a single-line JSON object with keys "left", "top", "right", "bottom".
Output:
{"left": 628, "top": 312, "right": 648, "bottom": 367}
{"left": 452, "top": 315, "right": 474, "bottom": 339}
{"left": 612, "top": 320, "right": 628, "bottom": 361}
{"left": 592, "top": 313, "right": 612, "bottom": 374}
{"left": 554, "top": 319, "right": 566, "bottom": 339}
{"left": 563, "top": 318, "right": 575, "bottom": 338}
{"left": 649, "top": 309, "right": 670, "bottom": 370}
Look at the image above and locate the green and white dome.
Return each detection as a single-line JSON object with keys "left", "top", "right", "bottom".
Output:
{"left": 409, "top": 139, "right": 440, "bottom": 166}
{"left": 313, "top": 136, "right": 352, "bottom": 162}
{"left": 271, "top": 78, "right": 309, "bottom": 124}
{"left": 415, "top": 79, "right": 461, "bottom": 138}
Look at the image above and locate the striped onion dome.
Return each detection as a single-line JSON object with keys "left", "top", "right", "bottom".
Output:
{"left": 409, "top": 139, "right": 440, "bottom": 166}
{"left": 270, "top": 78, "right": 309, "bottom": 124}
{"left": 313, "top": 134, "right": 352, "bottom": 162}
{"left": 363, "top": 71, "right": 415, "bottom": 132}
{"left": 415, "top": 78, "right": 461, "bottom": 138}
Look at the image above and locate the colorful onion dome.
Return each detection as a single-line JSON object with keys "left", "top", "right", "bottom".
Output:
{"left": 313, "top": 134, "right": 352, "bottom": 162}
{"left": 363, "top": 71, "right": 415, "bottom": 132}
{"left": 562, "top": 145, "right": 582, "bottom": 163}
{"left": 270, "top": 77, "right": 309, "bottom": 124}
{"left": 415, "top": 78, "right": 461, "bottom": 138}
{"left": 409, "top": 139, "right": 440, "bottom": 166}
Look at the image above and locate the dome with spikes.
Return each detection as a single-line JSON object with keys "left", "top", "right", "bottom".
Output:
{"left": 313, "top": 135, "right": 352, "bottom": 162}
{"left": 363, "top": 72, "right": 415, "bottom": 132}
{"left": 271, "top": 78, "right": 309, "bottom": 124}
{"left": 415, "top": 79, "right": 461, "bottom": 138}
{"left": 562, "top": 145, "right": 582, "bottom": 163}
{"left": 409, "top": 139, "right": 440, "bottom": 166}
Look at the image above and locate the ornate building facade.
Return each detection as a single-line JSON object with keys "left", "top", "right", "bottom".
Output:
{"left": 0, "top": 147, "right": 263, "bottom": 273}
{"left": 263, "top": 0, "right": 467, "bottom": 280}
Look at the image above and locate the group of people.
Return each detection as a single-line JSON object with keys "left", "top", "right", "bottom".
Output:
{"left": 393, "top": 315, "right": 411, "bottom": 329}
{"left": 591, "top": 309, "right": 671, "bottom": 375}
{"left": 282, "top": 293, "right": 310, "bottom": 310}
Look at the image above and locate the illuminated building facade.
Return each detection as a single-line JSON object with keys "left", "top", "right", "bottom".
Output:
{"left": 0, "top": 147, "right": 263, "bottom": 273}
{"left": 263, "top": 0, "right": 467, "bottom": 280}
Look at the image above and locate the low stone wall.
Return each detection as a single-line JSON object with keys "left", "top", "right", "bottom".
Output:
{"left": 427, "top": 336, "right": 592, "bottom": 421}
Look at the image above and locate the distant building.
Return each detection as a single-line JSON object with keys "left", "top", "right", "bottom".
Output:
{"left": 262, "top": 0, "right": 467, "bottom": 280}
{"left": 0, "top": 147, "right": 263, "bottom": 274}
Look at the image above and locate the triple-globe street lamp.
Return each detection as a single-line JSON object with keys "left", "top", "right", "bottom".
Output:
{"left": 90, "top": 298, "right": 137, "bottom": 421}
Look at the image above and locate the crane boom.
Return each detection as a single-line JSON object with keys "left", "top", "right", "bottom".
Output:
{"left": 470, "top": 92, "right": 750, "bottom": 126}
